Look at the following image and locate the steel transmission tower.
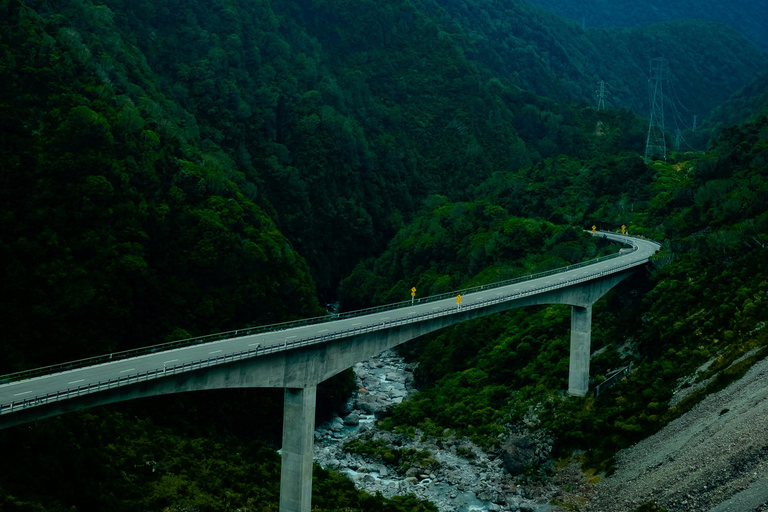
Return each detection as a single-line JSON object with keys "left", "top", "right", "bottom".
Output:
{"left": 596, "top": 80, "right": 607, "bottom": 111}
{"left": 644, "top": 58, "right": 669, "bottom": 161}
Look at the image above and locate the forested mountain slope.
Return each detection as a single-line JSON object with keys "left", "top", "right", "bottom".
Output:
{"left": 527, "top": 0, "right": 768, "bottom": 50}
{"left": 0, "top": 1, "right": 325, "bottom": 372}
{"left": 692, "top": 68, "right": 768, "bottom": 147}
{"left": 366, "top": 115, "right": 768, "bottom": 480}
{"left": 421, "top": 0, "right": 766, "bottom": 115}
{"left": 1, "top": 0, "right": 767, "bottom": 510}
{"left": 8, "top": 0, "right": 761, "bottom": 300}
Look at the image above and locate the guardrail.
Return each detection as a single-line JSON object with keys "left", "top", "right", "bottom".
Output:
{"left": 0, "top": 235, "right": 652, "bottom": 417}
{"left": 595, "top": 362, "right": 633, "bottom": 397}
{"left": 0, "top": 232, "right": 647, "bottom": 388}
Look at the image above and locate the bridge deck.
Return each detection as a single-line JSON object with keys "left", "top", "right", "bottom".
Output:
{"left": 0, "top": 233, "right": 659, "bottom": 417}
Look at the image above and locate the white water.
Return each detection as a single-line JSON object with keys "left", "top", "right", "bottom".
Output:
{"left": 313, "top": 350, "right": 552, "bottom": 512}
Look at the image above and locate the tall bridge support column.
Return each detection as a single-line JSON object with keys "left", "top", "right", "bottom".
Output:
{"left": 279, "top": 385, "right": 317, "bottom": 512}
{"left": 568, "top": 305, "right": 592, "bottom": 397}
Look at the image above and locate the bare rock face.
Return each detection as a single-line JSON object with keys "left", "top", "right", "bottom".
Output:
{"left": 501, "top": 435, "right": 537, "bottom": 476}
{"left": 343, "top": 413, "right": 360, "bottom": 426}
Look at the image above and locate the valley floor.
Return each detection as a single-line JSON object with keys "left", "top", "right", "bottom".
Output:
{"left": 585, "top": 354, "right": 768, "bottom": 512}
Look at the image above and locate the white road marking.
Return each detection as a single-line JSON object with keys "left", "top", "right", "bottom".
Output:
{"left": 120, "top": 368, "right": 135, "bottom": 373}
{"left": 352, "top": 323, "right": 361, "bottom": 326}
{"left": 318, "top": 329, "right": 328, "bottom": 333}
{"left": 286, "top": 336, "right": 297, "bottom": 339}
{"left": 248, "top": 343, "right": 260, "bottom": 347}
{"left": 14, "top": 390, "right": 33, "bottom": 396}
{"left": 209, "top": 350, "right": 222, "bottom": 354}
{"left": 163, "top": 359, "right": 178, "bottom": 364}
{"left": 68, "top": 379, "right": 85, "bottom": 384}
{"left": 382, "top": 317, "right": 390, "bottom": 320}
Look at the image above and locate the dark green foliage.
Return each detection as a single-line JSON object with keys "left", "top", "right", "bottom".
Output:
{"left": 694, "top": 69, "right": 768, "bottom": 146}
{"left": 528, "top": 0, "right": 768, "bottom": 50}
{"left": 633, "top": 503, "right": 667, "bottom": 512}
{"left": 373, "top": 116, "right": 768, "bottom": 466}
{"left": 1, "top": 0, "right": 767, "bottom": 507}
{"left": 5, "top": 0, "right": 757, "bottom": 299}
{"left": 0, "top": 399, "right": 437, "bottom": 512}
{"left": 0, "top": 0, "right": 324, "bottom": 373}
{"left": 339, "top": 197, "right": 619, "bottom": 310}
{"left": 343, "top": 438, "right": 439, "bottom": 473}
{"left": 415, "top": 0, "right": 766, "bottom": 115}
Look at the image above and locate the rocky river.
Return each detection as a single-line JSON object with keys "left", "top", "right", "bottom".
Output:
{"left": 313, "top": 350, "right": 561, "bottom": 512}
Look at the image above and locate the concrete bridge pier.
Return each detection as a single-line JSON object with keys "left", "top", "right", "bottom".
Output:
{"left": 279, "top": 385, "right": 317, "bottom": 512}
{"left": 567, "top": 305, "right": 592, "bottom": 397}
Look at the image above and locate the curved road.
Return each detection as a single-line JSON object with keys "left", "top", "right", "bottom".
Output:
{"left": 0, "top": 232, "right": 659, "bottom": 416}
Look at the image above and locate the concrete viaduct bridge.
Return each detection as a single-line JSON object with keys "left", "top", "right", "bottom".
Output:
{"left": 0, "top": 232, "right": 659, "bottom": 512}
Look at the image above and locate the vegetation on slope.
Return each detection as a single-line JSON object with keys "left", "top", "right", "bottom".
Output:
{"left": 11, "top": 0, "right": 760, "bottom": 298}
{"left": 1, "top": 0, "right": 766, "bottom": 508}
{"left": 0, "top": 390, "right": 436, "bottom": 512}
{"left": 0, "top": 0, "right": 323, "bottom": 374}
{"left": 526, "top": 0, "right": 768, "bottom": 50}
{"left": 366, "top": 116, "right": 768, "bottom": 470}
{"left": 692, "top": 68, "right": 768, "bottom": 147}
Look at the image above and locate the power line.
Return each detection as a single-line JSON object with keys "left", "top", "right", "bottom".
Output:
{"left": 666, "top": 70, "right": 699, "bottom": 152}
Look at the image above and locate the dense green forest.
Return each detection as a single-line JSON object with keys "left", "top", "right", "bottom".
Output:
{"left": 692, "top": 69, "right": 768, "bottom": 148}
{"left": 375, "top": 115, "right": 768, "bottom": 470}
{"left": 1, "top": 0, "right": 767, "bottom": 510}
{"left": 5, "top": 0, "right": 763, "bottom": 302}
{"left": 526, "top": 0, "right": 768, "bottom": 50}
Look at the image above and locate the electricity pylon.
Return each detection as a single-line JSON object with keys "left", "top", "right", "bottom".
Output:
{"left": 596, "top": 80, "right": 607, "bottom": 111}
{"left": 644, "top": 58, "right": 668, "bottom": 162}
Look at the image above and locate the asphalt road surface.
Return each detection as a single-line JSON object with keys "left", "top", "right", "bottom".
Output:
{"left": 0, "top": 232, "right": 659, "bottom": 414}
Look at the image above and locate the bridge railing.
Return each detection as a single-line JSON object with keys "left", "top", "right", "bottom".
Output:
{"left": 0, "top": 243, "right": 651, "bottom": 416}
{"left": 0, "top": 233, "right": 640, "bottom": 386}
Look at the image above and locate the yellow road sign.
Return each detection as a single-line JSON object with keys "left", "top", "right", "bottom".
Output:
{"left": 456, "top": 294, "right": 462, "bottom": 304}
{"left": 591, "top": 225, "right": 597, "bottom": 233}
{"left": 411, "top": 287, "right": 416, "bottom": 292}
{"left": 621, "top": 225, "right": 626, "bottom": 234}
{"left": 411, "top": 291, "right": 415, "bottom": 297}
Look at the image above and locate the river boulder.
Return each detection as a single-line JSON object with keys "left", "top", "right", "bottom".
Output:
{"left": 501, "top": 435, "right": 537, "bottom": 475}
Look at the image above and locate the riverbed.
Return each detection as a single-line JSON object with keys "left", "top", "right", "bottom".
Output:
{"left": 313, "top": 350, "right": 557, "bottom": 512}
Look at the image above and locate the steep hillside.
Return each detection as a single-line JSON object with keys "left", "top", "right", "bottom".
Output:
{"left": 1, "top": 0, "right": 767, "bottom": 510}
{"left": 359, "top": 115, "right": 768, "bottom": 478}
{"left": 0, "top": 1, "right": 323, "bottom": 373}
{"left": 527, "top": 0, "right": 768, "bottom": 50}
{"left": 589, "top": 355, "right": 768, "bottom": 511}
{"left": 15, "top": 0, "right": 760, "bottom": 297}
{"left": 692, "top": 68, "right": 768, "bottom": 146}
{"left": 423, "top": 0, "right": 767, "bottom": 115}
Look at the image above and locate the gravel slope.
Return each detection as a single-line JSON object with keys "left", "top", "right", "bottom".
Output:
{"left": 588, "top": 355, "right": 768, "bottom": 512}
